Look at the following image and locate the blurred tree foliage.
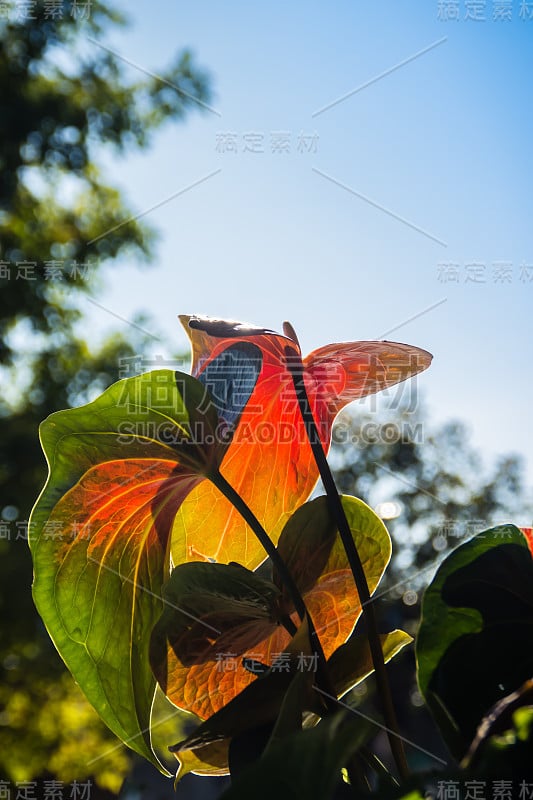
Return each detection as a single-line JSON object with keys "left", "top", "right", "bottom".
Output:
{"left": 0, "top": 1, "right": 210, "bottom": 793}
{"left": 331, "top": 403, "right": 531, "bottom": 594}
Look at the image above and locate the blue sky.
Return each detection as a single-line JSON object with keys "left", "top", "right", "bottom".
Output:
{"left": 81, "top": 1, "right": 533, "bottom": 489}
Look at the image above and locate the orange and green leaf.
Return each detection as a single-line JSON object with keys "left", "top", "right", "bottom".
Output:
{"left": 167, "top": 622, "right": 411, "bottom": 779}
{"left": 29, "top": 366, "right": 260, "bottom": 770}
{"left": 173, "top": 316, "right": 432, "bottom": 569}
{"left": 151, "top": 496, "right": 392, "bottom": 721}
{"left": 281, "top": 496, "right": 392, "bottom": 657}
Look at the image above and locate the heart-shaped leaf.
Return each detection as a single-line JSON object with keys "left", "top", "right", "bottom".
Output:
{"left": 29, "top": 364, "right": 260, "bottom": 770}
{"left": 283, "top": 496, "right": 392, "bottom": 658}
{"left": 173, "top": 315, "right": 432, "bottom": 570}
{"left": 416, "top": 524, "right": 533, "bottom": 759}
{"left": 153, "top": 496, "right": 391, "bottom": 722}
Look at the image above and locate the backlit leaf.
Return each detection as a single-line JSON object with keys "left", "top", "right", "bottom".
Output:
{"left": 272, "top": 496, "right": 337, "bottom": 596}
{"left": 328, "top": 629, "right": 413, "bottom": 700}
{"left": 150, "top": 562, "right": 281, "bottom": 676}
{"left": 172, "top": 315, "right": 432, "bottom": 569}
{"left": 294, "top": 496, "right": 392, "bottom": 657}
{"left": 172, "top": 741, "right": 230, "bottom": 782}
{"left": 169, "top": 620, "right": 315, "bottom": 780}
{"left": 29, "top": 366, "right": 260, "bottom": 769}
{"left": 168, "top": 623, "right": 409, "bottom": 779}
{"left": 153, "top": 495, "right": 391, "bottom": 721}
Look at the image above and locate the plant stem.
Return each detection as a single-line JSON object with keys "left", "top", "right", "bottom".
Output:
{"left": 280, "top": 614, "right": 298, "bottom": 636}
{"left": 285, "top": 346, "right": 410, "bottom": 781}
{"left": 209, "top": 468, "right": 306, "bottom": 620}
{"left": 209, "top": 468, "right": 336, "bottom": 709}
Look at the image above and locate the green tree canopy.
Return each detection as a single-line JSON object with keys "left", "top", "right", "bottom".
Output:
{"left": 0, "top": 4, "right": 210, "bottom": 792}
{"left": 0, "top": 1, "right": 210, "bottom": 363}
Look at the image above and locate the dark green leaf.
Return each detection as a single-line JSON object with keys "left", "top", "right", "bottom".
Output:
{"left": 416, "top": 525, "right": 533, "bottom": 758}
{"left": 220, "top": 710, "right": 374, "bottom": 800}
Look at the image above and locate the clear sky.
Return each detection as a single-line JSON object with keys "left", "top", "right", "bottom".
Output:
{"left": 81, "top": 0, "right": 533, "bottom": 486}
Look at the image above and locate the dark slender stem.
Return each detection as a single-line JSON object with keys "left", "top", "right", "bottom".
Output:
{"left": 280, "top": 614, "right": 298, "bottom": 636}
{"left": 209, "top": 468, "right": 306, "bottom": 620}
{"left": 285, "top": 346, "right": 410, "bottom": 781}
{"left": 209, "top": 468, "right": 337, "bottom": 710}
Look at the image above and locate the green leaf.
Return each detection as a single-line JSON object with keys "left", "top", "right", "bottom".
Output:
{"left": 220, "top": 710, "right": 374, "bottom": 800}
{"left": 329, "top": 629, "right": 413, "bottom": 700}
{"left": 171, "top": 741, "right": 231, "bottom": 782}
{"left": 416, "top": 524, "right": 533, "bottom": 758}
{"left": 28, "top": 368, "right": 251, "bottom": 771}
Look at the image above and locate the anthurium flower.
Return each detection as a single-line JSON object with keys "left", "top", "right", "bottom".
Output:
{"left": 171, "top": 315, "right": 432, "bottom": 570}
{"left": 28, "top": 314, "right": 431, "bottom": 771}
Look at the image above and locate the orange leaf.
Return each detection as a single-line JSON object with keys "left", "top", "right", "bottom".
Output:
{"left": 154, "top": 496, "right": 391, "bottom": 719}
{"left": 172, "top": 316, "right": 432, "bottom": 569}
